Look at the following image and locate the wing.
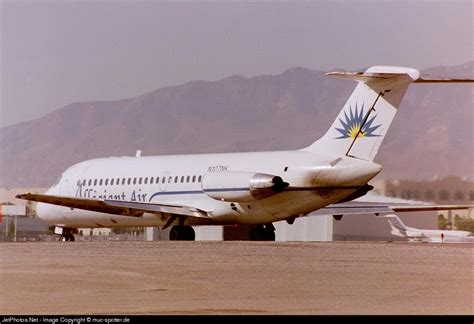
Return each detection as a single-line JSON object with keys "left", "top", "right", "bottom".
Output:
{"left": 16, "top": 193, "right": 210, "bottom": 221}
{"left": 313, "top": 202, "right": 473, "bottom": 217}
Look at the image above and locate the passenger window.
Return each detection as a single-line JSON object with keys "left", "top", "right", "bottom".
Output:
{"left": 181, "top": 176, "right": 184, "bottom": 183}
{"left": 88, "top": 179, "right": 92, "bottom": 186}
{"left": 174, "top": 176, "right": 178, "bottom": 183}
{"left": 186, "top": 176, "right": 190, "bottom": 183}
{"left": 82, "top": 179, "right": 86, "bottom": 186}
{"left": 198, "top": 175, "right": 202, "bottom": 182}
{"left": 77, "top": 180, "right": 81, "bottom": 186}
{"left": 105, "top": 179, "right": 109, "bottom": 186}
{"left": 162, "top": 177, "right": 165, "bottom": 184}
{"left": 150, "top": 177, "right": 154, "bottom": 184}
{"left": 127, "top": 178, "right": 131, "bottom": 185}
{"left": 139, "top": 177, "right": 142, "bottom": 185}
{"left": 122, "top": 178, "right": 126, "bottom": 185}
{"left": 110, "top": 179, "right": 114, "bottom": 186}
{"left": 133, "top": 178, "right": 137, "bottom": 185}
{"left": 192, "top": 175, "right": 196, "bottom": 183}
{"left": 156, "top": 177, "right": 160, "bottom": 183}
{"left": 144, "top": 177, "right": 148, "bottom": 184}
{"left": 168, "top": 176, "right": 172, "bottom": 183}
{"left": 94, "top": 179, "right": 97, "bottom": 186}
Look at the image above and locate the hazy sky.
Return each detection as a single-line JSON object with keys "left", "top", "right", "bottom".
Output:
{"left": 1, "top": 0, "right": 472, "bottom": 128}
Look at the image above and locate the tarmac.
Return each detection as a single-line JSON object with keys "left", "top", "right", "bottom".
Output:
{"left": 0, "top": 241, "right": 472, "bottom": 315}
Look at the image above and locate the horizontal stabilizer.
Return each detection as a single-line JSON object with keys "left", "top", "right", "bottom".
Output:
{"left": 326, "top": 70, "right": 419, "bottom": 82}
{"left": 327, "top": 72, "right": 474, "bottom": 84}
{"left": 415, "top": 78, "right": 474, "bottom": 83}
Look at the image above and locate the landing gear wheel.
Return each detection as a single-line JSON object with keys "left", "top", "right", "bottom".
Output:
{"left": 58, "top": 233, "right": 75, "bottom": 242}
{"left": 265, "top": 229, "right": 275, "bottom": 241}
{"left": 183, "top": 226, "right": 195, "bottom": 240}
{"left": 169, "top": 225, "right": 195, "bottom": 241}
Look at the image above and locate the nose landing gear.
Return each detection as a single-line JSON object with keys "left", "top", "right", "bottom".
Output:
{"left": 59, "top": 233, "right": 75, "bottom": 241}
{"left": 55, "top": 227, "right": 76, "bottom": 242}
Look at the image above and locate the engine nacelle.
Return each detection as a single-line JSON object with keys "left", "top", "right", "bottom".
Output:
{"left": 202, "top": 171, "right": 288, "bottom": 202}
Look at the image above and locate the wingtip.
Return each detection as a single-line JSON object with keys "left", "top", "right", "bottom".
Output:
{"left": 15, "top": 193, "right": 29, "bottom": 200}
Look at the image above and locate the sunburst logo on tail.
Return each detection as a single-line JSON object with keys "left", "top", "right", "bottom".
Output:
{"left": 335, "top": 103, "right": 381, "bottom": 139}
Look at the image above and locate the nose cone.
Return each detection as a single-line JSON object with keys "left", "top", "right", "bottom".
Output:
{"left": 337, "top": 160, "right": 382, "bottom": 185}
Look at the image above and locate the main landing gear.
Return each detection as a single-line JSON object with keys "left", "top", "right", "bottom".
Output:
{"left": 250, "top": 224, "right": 275, "bottom": 241}
{"left": 169, "top": 225, "right": 195, "bottom": 241}
{"left": 59, "top": 233, "right": 75, "bottom": 241}
{"left": 57, "top": 227, "right": 75, "bottom": 242}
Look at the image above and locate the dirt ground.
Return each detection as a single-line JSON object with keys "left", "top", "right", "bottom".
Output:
{"left": 0, "top": 241, "right": 472, "bottom": 315}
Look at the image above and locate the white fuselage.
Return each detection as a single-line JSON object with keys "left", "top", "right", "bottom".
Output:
{"left": 400, "top": 227, "right": 474, "bottom": 243}
{"left": 37, "top": 150, "right": 381, "bottom": 229}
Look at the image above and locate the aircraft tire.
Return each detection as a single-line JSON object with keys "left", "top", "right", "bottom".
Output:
{"left": 169, "top": 225, "right": 195, "bottom": 241}
{"left": 265, "top": 229, "right": 276, "bottom": 241}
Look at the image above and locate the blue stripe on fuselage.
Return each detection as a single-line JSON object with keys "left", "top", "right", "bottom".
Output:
{"left": 148, "top": 187, "right": 249, "bottom": 201}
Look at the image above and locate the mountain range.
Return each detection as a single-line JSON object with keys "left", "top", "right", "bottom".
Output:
{"left": 1, "top": 62, "right": 472, "bottom": 187}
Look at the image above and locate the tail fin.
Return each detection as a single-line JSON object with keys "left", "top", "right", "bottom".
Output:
{"left": 304, "top": 66, "right": 420, "bottom": 161}
{"left": 383, "top": 214, "right": 408, "bottom": 234}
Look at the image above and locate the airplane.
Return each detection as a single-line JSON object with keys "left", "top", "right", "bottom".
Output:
{"left": 16, "top": 66, "right": 474, "bottom": 241}
{"left": 382, "top": 214, "right": 474, "bottom": 243}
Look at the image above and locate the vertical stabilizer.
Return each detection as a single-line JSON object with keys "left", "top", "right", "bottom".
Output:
{"left": 303, "top": 66, "right": 420, "bottom": 161}
{"left": 383, "top": 214, "right": 408, "bottom": 232}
